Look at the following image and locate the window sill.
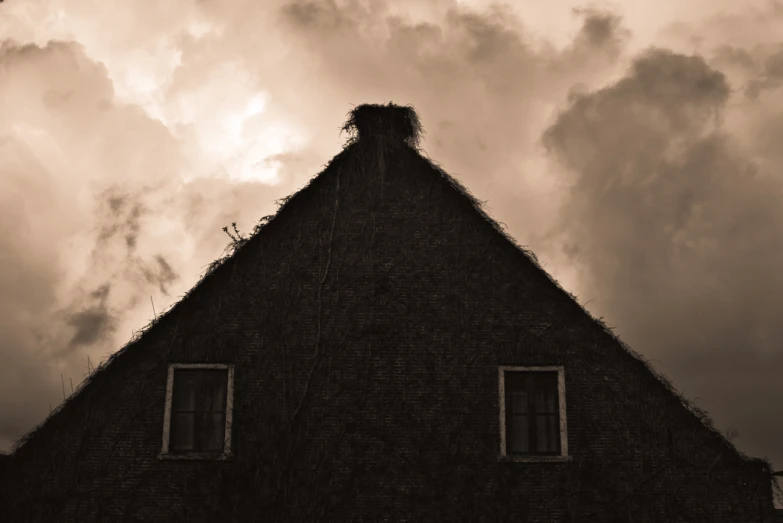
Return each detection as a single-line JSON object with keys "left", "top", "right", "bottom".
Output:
{"left": 497, "top": 454, "right": 571, "bottom": 463}
{"left": 158, "top": 452, "right": 233, "bottom": 461}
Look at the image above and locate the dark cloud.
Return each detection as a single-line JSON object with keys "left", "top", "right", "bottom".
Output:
{"left": 90, "top": 283, "right": 111, "bottom": 301}
{"left": 542, "top": 48, "right": 783, "bottom": 468}
{"left": 544, "top": 49, "right": 730, "bottom": 177}
{"left": 141, "top": 255, "right": 179, "bottom": 295}
{"left": 65, "top": 283, "right": 116, "bottom": 348}
{"left": 281, "top": 0, "right": 366, "bottom": 32}
{"left": 443, "top": 6, "right": 529, "bottom": 65}
{"left": 108, "top": 195, "right": 125, "bottom": 214}
{"left": 90, "top": 185, "right": 183, "bottom": 295}
{"left": 709, "top": 44, "right": 758, "bottom": 85}
{"left": 95, "top": 189, "right": 146, "bottom": 252}
{"left": 571, "top": 7, "right": 629, "bottom": 56}
{"left": 66, "top": 307, "right": 116, "bottom": 348}
{"left": 744, "top": 45, "right": 783, "bottom": 99}
{"left": 658, "top": 1, "right": 783, "bottom": 104}
{"left": 762, "top": 46, "right": 783, "bottom": 78}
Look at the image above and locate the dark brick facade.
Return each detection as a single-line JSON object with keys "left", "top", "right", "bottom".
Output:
{"left": 0, "top": 106, "right": 777, "bottom": 522}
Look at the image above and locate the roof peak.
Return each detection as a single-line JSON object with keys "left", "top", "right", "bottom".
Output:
{"left": 341, "top": 102, "right": 423, "bottom": 148}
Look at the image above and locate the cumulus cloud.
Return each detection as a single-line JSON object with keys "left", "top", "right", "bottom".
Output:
{"left": 542, "top": 47, "right": 783, "bottom": 469}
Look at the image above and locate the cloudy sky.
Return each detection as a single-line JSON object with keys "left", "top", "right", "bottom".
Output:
{"left": 1, "top": 0, "right": 782, "bottom": 488}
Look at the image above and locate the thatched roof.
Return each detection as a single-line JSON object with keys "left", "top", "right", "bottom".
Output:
{"left": 5, "top": 103, "right": 772, "bottom": 477}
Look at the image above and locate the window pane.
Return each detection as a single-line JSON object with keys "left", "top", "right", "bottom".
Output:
{"left": 508, "top": 414, "right": 530, "bottom": 453}
{"left": 170, "top": 412, "right": 196, "bottom": 452}
{"left": 533, "top": 386, "right": 557, "bottom": 414}
{"left": 505, "top": 372, "right": 527, "bottom": 394}
{"left": 172, "top": 371, "right": 201, "bottom": 412}
{"left": 505, "top": 371, "right": 528, "bottom": 415}
{"left": 505, "top": 371, "right": 529, "bottom": 454}
{"left": 503, "top": 371, "right": 562, "bottom": 455}
{"left": 509, "top": 390, "right": 528, "bottom": 414}
{"left": 200, "top": 413, "right": 225, "bottom": 452}
{"left": 535, "top": 414, "right": 559, "bottom": 453}
{"left": 531, "top": 373, "right": 558, "bottom": 414}
{"left": 201, "top": 370, "right": 228, "bottom": 413}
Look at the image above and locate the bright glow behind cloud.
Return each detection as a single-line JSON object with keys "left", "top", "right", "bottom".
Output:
{"left": 1, "top": 0, "right": 299, "bottom": 185}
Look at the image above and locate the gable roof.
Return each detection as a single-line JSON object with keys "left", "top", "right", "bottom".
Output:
{"left": 6, "top": 103, "right": 769, "bottom": 472}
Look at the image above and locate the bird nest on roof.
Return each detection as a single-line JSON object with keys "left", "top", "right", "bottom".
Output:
{"left": 341, "top": 102, "right": 423, "bottom": 148}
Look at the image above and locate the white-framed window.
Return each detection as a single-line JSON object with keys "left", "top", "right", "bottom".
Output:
{"left": 498, "top": 366, "right": 569, "bottom": 462}
{"left": 160, "top": 363, "right": 234, "bottom": 459}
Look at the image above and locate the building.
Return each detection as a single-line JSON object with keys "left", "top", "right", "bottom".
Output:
{"left": 0, "top": 104, "right": 777, "bottom": 522}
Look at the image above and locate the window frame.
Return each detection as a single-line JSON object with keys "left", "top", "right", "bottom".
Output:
{"left": 160, "top": 363, "right": 234, "bottom": 460}
{"left": 498, "top": 365, "right": 569, "bottom": 462}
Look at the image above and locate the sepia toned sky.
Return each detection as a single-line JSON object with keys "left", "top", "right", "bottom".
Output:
{"left": 1, "top": 0, "right": 782, "bottom": 487}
